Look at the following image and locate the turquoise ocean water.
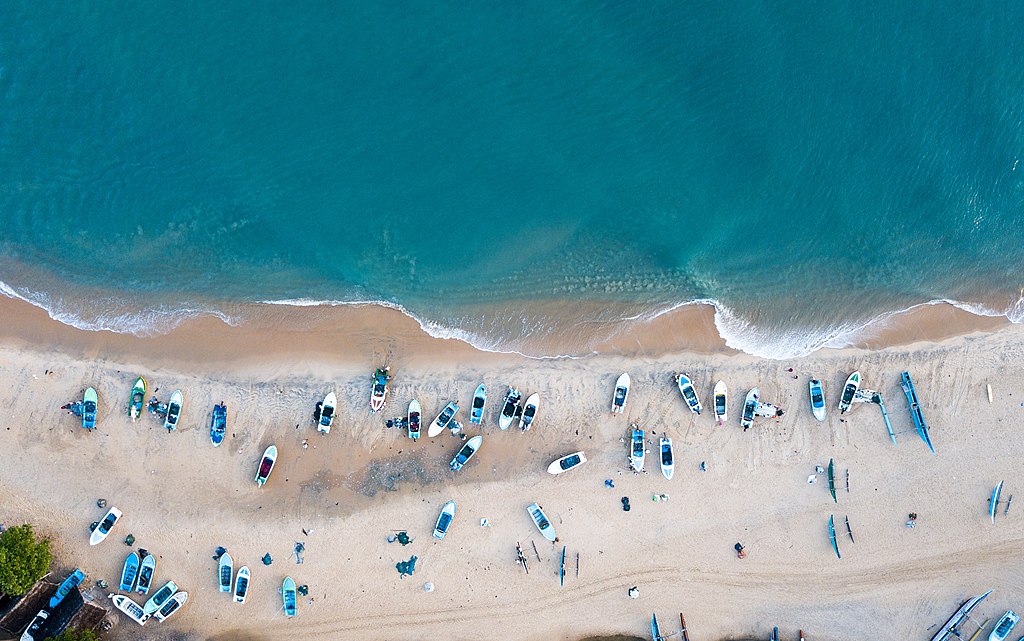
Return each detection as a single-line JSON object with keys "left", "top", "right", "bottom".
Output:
{"left": 3, "top": 2, "right": 1024, "bottom": 357}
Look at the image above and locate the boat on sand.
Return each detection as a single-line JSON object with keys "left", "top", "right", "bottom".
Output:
{"left": 255, "top": 445, "right": 277, "bottom": 487}
{"left": 674, "top": 374, "right": 701, "bottom": 414}
{"left": 282, "top": 577, "right": 297, "bottom": 617}
{"left": 547, "top": 451, "right": 587, "bottom": 475}
{"left": 407, "top": 399, "right": 421, "bottom": 439}
{"left": 713, "top": 380, "right": 727, "bottom": 425}
{"left": 109, "top": 594, "right": 148, "bottom": 625}
{"left": 526, "top": 502, "right": 556, "bottom": 541}
{"left": 450, "top": 435, "right": 482, "bottom": 472}
{"left": 470, "top": 384, "right": 486, "bottom": 425}
{"left": 129, "top": 377, "right": 146, "bottom": 421}
{"left": 612, "top": 373, "right": 630, "bottom": 414}
{"left": 838, "top": 371, "right": 860, "bottom": 413}
{"left": 629, "top": 427, "right": 645, "bottom": 471}
{"left": 741, "top": 388, "right": 759, "bottom": 430}
{"left": 90, "top": 507, "right": 122, "bottom": 546}
{"left": 164, "top": 390, "right": 183, "bottom": 431}
{"left": 233, "top": 566, "right": 250, "bottom": 604}
{"left": 809, "top": 379, "right": 826, "bottom": 421}
{"left": 519, "top": 393, "right": 539, "bottom": 431}
{"left": 427, "top": 401, "right": 459, "bottom": 437}
{"left": 432, "top": 500, "right": 457, "bottom": 540}
{"left": 370, "top": 367, "right": 390, "bottom": 413}
{"left": 660, "top": 438, "right": 674, "bottom": 480}
{"left": 317, "top": 392, "right": 336, "bottom": 434}
{"left": 499, "top": 387, "right": 521, "bottom": 430}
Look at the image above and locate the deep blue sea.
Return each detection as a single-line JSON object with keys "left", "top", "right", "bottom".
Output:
{"left": 2, "top": 2, "right": 1024, "bottom": 357}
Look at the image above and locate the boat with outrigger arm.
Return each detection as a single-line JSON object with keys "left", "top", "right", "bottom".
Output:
{"left": 901, "top": 371, "right": 934, "bottom": 454}
{"left": 929, "top": 589, "right": 992, "bottom": 641}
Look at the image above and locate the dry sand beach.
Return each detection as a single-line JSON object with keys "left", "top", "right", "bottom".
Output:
{"left": 1, "top": 295, "right": 1023, "bottom": 641}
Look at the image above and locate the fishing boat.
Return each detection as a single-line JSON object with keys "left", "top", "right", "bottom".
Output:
{"left": 370, "top": 367, "right": 390, "bottom": 413}
{"left": 90, "top": 507, "right": 122, "bottom": 545}
{"left": 218, "top": 552, "right": 233, "bottom": 592}
{"left": 989, "top": 611, "right": 1019, "bottom": 641}
{"left": 120, "top": 552, "right": 140, "bottom": 592}
{"left": 129, "top": 376, "right": 146, "bottom": 421}
{"left": 50, "top": 569, "right": 85, "bottom": 608}
{"left": 838, "top": 371, "right": 860, "bottom": 413}
{"left": 108, "top": 594, "right": 148, "bottom": 626}
{"left": 498, "top": 387, "right": 521, "bottom": 430}
{"left": 519, "top": 393, "right": 539, "bottom": 431}
{"left": 629, "top": 427, "right": 645, "bottom": 471}
{"left": 828, "top": 515, "right": 840, "bottom": 559}
{"left": 432, "top": 500, "right": 457, "bottom": 540}
{"left": 164, "top": 390, "right": 183, "bottom": 431}
{"left": 674, "top": 374, "right": 701, "bottom": 414}
{"left": 741, "top": 388, "right": 759, "bottom": 430}
{"left": 771, "top": 627, "right": 780, "bottom": 641}
{"left": 82, "top": 386, "right": 98, "bottom": 430}
{"left": 547, "top": 451, "right": 587, "bottom": 475}
{"left": 713, "top": 380, "right": 728, "bottom": 425}
{"left": 22, "top": 609, "right": 49, "bottom": 640}
{"left": 255, "top": 445, "right": 278, "bottom": 487}
{"left": 651, "top": 613, "right": 664, "bottom": 641}
{"left": 809, "top": 378, "right": 826, "bottom": 421}
{"left": 929, "top": 590, "right": 993, "bottom": 641}
{"left": 233, "top": 566, "right": 250, "bottom": 604}
{"left": 136, "top": 554, "right": 155, "bottom": 595}
{"left": 152, "top": 591, "right": 187, "bottom": 622}
{"left": 282, "top": 577, "right": 297, "bottom": 617}
{"left": 469, "top": 384, "right": 486, "bottom": 424}
{"left": 210, "top": 402, "right": 227, "bottom": 447}
{"left": 407, "top": 399, "right": 421, "bottom": 439}
{"left": 991, "top": 481, "right": 1004, "bottom": 524}
{"left": 317, "top": 392, "right": 336, "bottom": 434}
{"left": 660, "top": 437, "right": 674, "bottom": 480}
{"left": 143, "top": 580, "right": 178, "bottom": 616}
{"left": 426, "top": 401, "right": 459, "bottom": 437}
{"left": 901, "top": 371, "right": 935, "bottom": 454}
{"left": 450, "top": 435, "right": 482, "bottom": 472}
{"left": 612, "top": 373, "right": 630, "bottom": 414}
{"left": 526, "top": 502, "right": 556, "bottom": 542}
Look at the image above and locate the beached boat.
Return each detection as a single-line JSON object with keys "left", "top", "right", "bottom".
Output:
{"left": 233, "top": 566, "right": 250, "bottom": 604}
{"left": 809, "top": 379, "right": 826, "bottom": 421}
{"left": 318, "top": 392, "right": 336, "bottom": 434}
{"left": 82, "top": 386, "right": 98, "bottom": 430}
{"left": 90, "top": 506, "right": 122, "bottom": 546}
{"left": 612, "top": 373, "right": 630, "bottom": 414}
{"left": 901, "top": 371, "right": 935, "bottom": 454}
{"left": 255, "top": 445, "right": 278, "bottom": 487}
{"left": 21, "top": 609, "right": 49, "bottom": 640}
{"left": 651, "top": 613, "right": 664, "bottom": 641}
{"left": 210, "top": 402, "right": 227, "bottom": 447}
{"left": 164, "top": 389, "right": 183, "bottom": 431}
{"left": 828, "top": 515, "right": 840, "bottom": 559}
{"left": 526, "top": 502, "right": 556, "bottom": 542}
{"left": 450, "top": 435, "right": 483, "bottom": 472}
{"left": 713, "top": 380, "right": 727, "bottom": 425}
{"left": 741, "top": 388, "right": 759, "bottom": 430}
{"left": 427, "top": 401, "right": 459, "bottom": 437}
{"left": 990, "top": 611, "right": 1019, "bottom": 641}
{"left": 838, "top": 371, "right": 860, "bottom": 413}
{"left": 675, "top": 374, "right": 701, "bottom": 414}
{"left": 153, "top": 591, "right": 187, "bottom": 622}
{"left": 660, "top": 438, "right": 674, "bottom": 480}
{"left": 129, "top": 376, "right": 146, "bottom": 421}
{"left": 771, "top": 627, "right": 779, "bottom": 641}
{"left": 470, "top": 384, "right": 486, "bottom": 425}
{"left": 407, "top": 399, "right": 421, "bottom": 439}
{"left": 50, "top": 569, "right": 85, "bottom": 608}
{"left": 136, "top": 554, "right": 155, "bottom": 595}
{"left": 282, "top": 577, "right": 297, "bottom": 617}
{"left": 499, "top": 386, "right": 521, "bottom": 430}
{"left": 991, "top": 480, "right": 1004, "bottom": 524}
{"left": 370, "top": 367, "right": 390, "bottom": 413}
{"left": 930, "top": 590, "right": 993, "bottom": 641}
{"left": 218, "top": 552, "right": 233, "bottom": 592}
{"left": 630, "top": 427, "right": 645, "bottom": 471}
{"left": 547, "top": 451, "right": 587, "bottom": 475}
{"left": 109, "top": 594, "right": 148, "bottom": 626}
{"left": 143, "top": 580, "right": 178, "bottom": 616}
{"left": 520, "top": 393, "right": 539, "bottom": 431}
{"left": 432, "top": 500, "right": 457, "bottom": 540}
{"left": 120, "top": 552, "right": 140, "bottom": 592}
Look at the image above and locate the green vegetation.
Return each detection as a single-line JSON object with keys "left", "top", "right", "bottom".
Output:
{"left": 0, "top": 524, "right": 52, "bottom": 596}
{"left": 45, "top": 629, "right": 99, "bottom": 641}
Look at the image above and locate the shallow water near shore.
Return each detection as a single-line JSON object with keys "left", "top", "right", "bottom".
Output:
{"left": 4, "top": 2, "right": 1024, "bottom": 359}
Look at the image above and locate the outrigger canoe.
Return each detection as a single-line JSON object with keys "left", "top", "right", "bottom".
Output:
{"left": 713, "top": 380, "right": 728, "bottom": 425}
{"left": 901, "top": 371, "right": 935, "bottom": 454}
{"left": 82, "top": 387, "right": 98, "bottom": 430}
{"left": 526, "top": 502, "right": 556, "bottom": 542}
{"left": 370, "top": 367, "right": 390, "bottom": 413}
{"left": 612, "top": 373, "right": 630, "bottom": 414}
{"left": 547, "top": 451, "right": 587, "bottom": 475}
{"left": 660, "top": 437, "right": 674, "bottom": 480}
{"left": 470, "top": 384, "right": 486, "bottom": 425}
{"left": 838, "top": 371, "right": 860, "bottom": 414}
{"left": 318, "top": 392, "right": 336, "bottom": 434}
{"left": 210, "top": 402, "right": 227, "bottom": 447}
{"left": 164, "top": 390, "right": 183, "bottom": 432}
{"left": 741, "top": 388, "right": 759, "bottom": 430}
{"left": 498, "top": 387, "right": 521, "bottom": 430}
{"left": 809, "top": 378, "right": 826, "bottom": 421}
{"left": 427, "top": 401, "right": 459, "bottom": 438}
{"left": 129, "top": 377, "right": 146, "bottom": 422}
{"left": 407, "top": 399, "right": 421, "bottom": 439}
{"left": 629, "top": 427, "right": 645, "bottom": 472}
{"left": 675, "top": 374, "right": 701, "bottom": 414}
{"left": 519, "top": 393, "right": 539, "bottom": 431}
{"left": 450, "top": 435, "right": 482, "bottom": 472}
{"left": 255, "top": 445, "right": 277, "bottom": 487}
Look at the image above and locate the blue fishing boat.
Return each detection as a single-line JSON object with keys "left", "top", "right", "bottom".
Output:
{"left": 900, "top": 372, "right": 934, "bottom": 454}
{"left": 282, "top": 577, "right": 297, "bottom": 617}
{"left": 210, "top": 402, "right": 227, "bottom": 447}
{"left": 82, "top": 387, "right": 98, "bottom": 430}
{"left": 120, "top": 552, "right": 140, "bottom": 592}
{"left": 470, "top": 384, "right": 486, "bottom": 424}
{"left": 50, "top": 569, "right": 85, "bottom": 608}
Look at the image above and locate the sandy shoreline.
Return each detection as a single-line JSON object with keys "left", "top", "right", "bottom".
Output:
{"left": 1, "top": 295, "right": 1023, "bottom": 640}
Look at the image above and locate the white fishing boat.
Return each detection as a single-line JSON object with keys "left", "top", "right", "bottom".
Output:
{"left": 519, "top": 393, "right": 539, "bottom": 431}
{"left": 90, "top": 506, "right": 122, "bottom": 546}
{"left": 152, "top": 591, "right": 187, "bottom": 622}
{"left": 660, "top": 437, "right": 674, "bottom": 480}
{"left": 164, "top": 390, "right": 183, "bottom": 431}
{"left": 469, "top": 384, "right": 486, "bottom": 425}
{"left": 233, "top": 566, "right": 250, "bottom": 604}
{"left": 547, "top": 451, "right": 587, "bottom": 475}
{"left": 318, "top": 392, "right": 336, "bottom": 434}
{"left": 838, "top": 371, "right": 860, "bottom": 413}
{"left": 675, "top": 373, "right": 701, "bottom": 414}
{"left": 432, "top": 500, "right": 457, "bottom": 540}
{"left": 526, "top": 502, "right": 556, "bottom": 542}
{"left": 740, "top": 388, "right": 759, "bottom": 430}
{"left": 450, "top": 435, "right": 482, "bottom": 472}
{"left": 109, "top": 594, "right": 149, "bottom": 626}
{"left": 426, "top": 401, "right": 459, "bottom": 437}
{"left": 713, "top": 380, "right": 727, "bottom": 425}
{"left": 218, "top": 553, "right": 233, "bottom": 592}
{"left": 612, "top": 373, "right": 630, "bottom": 414}
{"left": 143, "top": 581, "right": 177, "bottom": 616}
{"left": 498, "top": 387, "right": 521, "bottom": 430}
{"left": 809, "top": 378, "right": 826, "bottom": 421}
{"left": 407, "top": 399, "right": 421, "bottom": 439}
{"left": 629, "top": 427, "right": 645, "bottom": 471}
